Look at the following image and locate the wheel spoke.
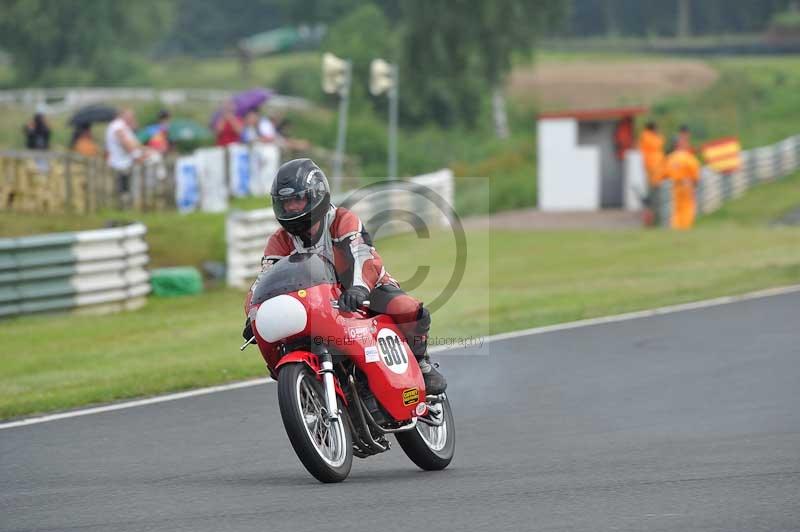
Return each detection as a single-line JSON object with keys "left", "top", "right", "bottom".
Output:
{"left": 294, "top": 370, "right": 347, "bottom": 467}
{"left": 417, "top": 403, "right": 448, "bottom": 452}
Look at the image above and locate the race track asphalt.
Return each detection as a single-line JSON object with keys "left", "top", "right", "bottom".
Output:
{"left": 1, "top": 292, "right": 799, "bottom": 532}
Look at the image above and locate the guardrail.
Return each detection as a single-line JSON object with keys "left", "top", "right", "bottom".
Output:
{"left": 0, "top": 224, "right": 150, "bottom": 318}
{"left": 0, "top": 87, "right": 310, "bottom": 114}
{"left": 660, "top": 134, "right": 800, "bottom": 226}
{"left": 225, "top": 169, "right": 455, "bottom": 288}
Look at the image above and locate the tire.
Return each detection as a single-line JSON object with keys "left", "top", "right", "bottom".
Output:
{"left": 396, "top": 395, "right": 455, "bottom": 471}
{"left": 277, "top": 363, "right": 353, "bottom": 483}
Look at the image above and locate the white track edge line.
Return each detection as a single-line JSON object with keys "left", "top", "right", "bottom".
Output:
{"left": 3, "top": 283, "right": 799, "bottom": 430}
{"left": 0, "top": 378, "right": 272, "bottom": 430}
{"left": 467, "top": 283, "right": 800, "bottom": 347}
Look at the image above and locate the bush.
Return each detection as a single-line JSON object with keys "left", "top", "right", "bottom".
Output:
{"left": 771, "top": 9, "right": 800, "bottom": 31}
{"left": 451, "top": 136, "right": 536, "bottom": 215}
{"left": 90, "top": 49, "right": 153, "bottom": 86}
{"left": 33, "top": 64, "right": 94, "bottom": 87}
{"left": 273, "top": 63, "right": 324, "bottom": 103}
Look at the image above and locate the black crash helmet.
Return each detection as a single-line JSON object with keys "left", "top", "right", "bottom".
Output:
{"left": 271, "top": 158, "right": 331, "bottom": 235}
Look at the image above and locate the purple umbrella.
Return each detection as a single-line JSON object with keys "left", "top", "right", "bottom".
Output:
{"left": 233, "top": 88, "right": 272, "bottom": 116}
{"left": 210, "top": 88, "right": 273, "bottom": 129}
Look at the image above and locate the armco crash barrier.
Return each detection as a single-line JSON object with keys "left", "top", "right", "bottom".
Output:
{"left": 659, "top": 134, "right": 800, "bottom": 226}
{"left": 0, "top": 224, "right": 150, "bottom": 318}
{"left": 225, "top": 169, "right": 455, "bottom": 288}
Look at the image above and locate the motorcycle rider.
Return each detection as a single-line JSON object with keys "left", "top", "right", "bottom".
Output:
{"left": 244, "top": 158, "right": 447, "bottom": 394}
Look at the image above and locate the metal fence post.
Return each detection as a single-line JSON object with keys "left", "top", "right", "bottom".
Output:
{"left": 721, "top": 172, "right": 732, "bottom": 202}
{"left": 107, "top": 165, "right": 114, "bottom": 211}
{"left": 86, "top": 158, "right": 96, "bottom": 213}
{"left": 64, "top": 155, "right": 73, "bottom": 213}
{"left": 745, "top": 150, "right": 758, "bottom": 188}
{"left": 795, "top": 136, "right": 800, "bottom": 171}
{"left": 659, "top": 180, "right": 672, "bottom": 228}
{"left": 695, "top": 178, "right": 705, "bottom": 215}
{"left": 134, "top": 165, "right": 145, "bottom": 211}
{"left": 650, "top": 186, "right": 661, "bottom": 225}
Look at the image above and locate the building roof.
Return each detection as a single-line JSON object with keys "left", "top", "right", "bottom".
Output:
{"left": 538, "top": 106, "right": 648, "bottom": 122}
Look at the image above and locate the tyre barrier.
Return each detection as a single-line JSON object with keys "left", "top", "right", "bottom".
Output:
{"left": 0, "top": 224, "right": 150, "bottom": 318}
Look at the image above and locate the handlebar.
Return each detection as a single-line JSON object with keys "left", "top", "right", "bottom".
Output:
{"left": 240, "top": 336, "right": 255, "bottom": 351}
{"left": 330, "top": 299, "right": 370, "bottom": 312}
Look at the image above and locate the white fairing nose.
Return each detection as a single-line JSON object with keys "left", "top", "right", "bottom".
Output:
{"left": 255, "top": 295, "right": 308, "bottom": 342}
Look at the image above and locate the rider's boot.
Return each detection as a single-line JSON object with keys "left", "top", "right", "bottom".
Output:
{"left": 418, "top": 356, "right": 447, "bottom": 395}
{"left": 410, "top": 304, "right": 447, "bottom": 395}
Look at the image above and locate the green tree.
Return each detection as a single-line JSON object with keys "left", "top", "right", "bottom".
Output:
{"left": 399, "top": 1, "right": 487, "bottom": 129}
{"left": 160, "top": 0, "right": 287, "bottom": 56}
{"left": 567, "top": 0, "right": 796, "bottom": 37}
{"left": 277, "top": 0, "right": 366, "bottom": 25}
{"left": 474, "top": 0, "right": 565, "bottom": 137}
{"left": 0, "top": 0, "right": 175, "bottom": 85}
{"left": 398, "top": 0, "right": 565, "bottom": 133}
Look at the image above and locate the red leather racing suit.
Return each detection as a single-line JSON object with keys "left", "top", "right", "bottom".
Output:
{"left": 245, "top": 205, "right": 430, "bottom": 359}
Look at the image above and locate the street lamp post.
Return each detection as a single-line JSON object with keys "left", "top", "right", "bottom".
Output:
{"left": 322, "top": 52, "right": 352, "bottom": 193}
{"left": 370, "top": 58, "right": 398, "bottom": 179}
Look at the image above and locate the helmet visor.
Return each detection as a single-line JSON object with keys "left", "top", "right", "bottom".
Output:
{"left": 272, "top": 187, "right": 323, "bottom": 221}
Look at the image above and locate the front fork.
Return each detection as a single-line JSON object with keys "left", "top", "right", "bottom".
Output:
{"left": 318, "top": 350, "right": 340, "bottom": 421}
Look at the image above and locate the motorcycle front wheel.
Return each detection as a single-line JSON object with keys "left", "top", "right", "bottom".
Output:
{"left": 277, "top": 363, "right": 353, "bottom": 483}
{"left": 396, "top": 394, "right": 455, "bottom": 471}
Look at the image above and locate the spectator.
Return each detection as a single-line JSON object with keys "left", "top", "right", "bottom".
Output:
{"left": 677, "top": 124, "right": 693, "bottom": 151}
{"left": 270, "top": 112, "right": 311, "bottom": 152}
{"left": 638, "top": 121, "right": 666, "bottom": 187}
{"left": 664, "top": 127, "right": 701, "bottom": 230}
{"left": 70, "top": 123, "right": 100, "bottom": 158}
{"left": 614, "top": 116, "right": 634, "bottom": 160}
{"left": 24, "top": 113, "right": 51, "bottom": 150}
{"left": 147, "top": 109, "right": 171, "bottom": 154}
{"left": 666, "top": 125, "right": 694, "bottom": 155}
{"left": 214, "top": 100, "right": 243, "bottom": 146}
{"left": 240, "top": 108, "right": 277, "bottom": 144}
{"left": 272, "top": 112, "right": 290, "bottom": 138}
{"left": 105, "top": 108, "right": 148, "bottom": 202}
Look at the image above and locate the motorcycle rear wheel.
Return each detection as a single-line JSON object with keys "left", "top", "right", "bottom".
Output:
{"left": 277, "top": 363, "right": 353, "bottom": 483}
{"left": 396, "top": 395, "right": 455, "bottom": 471}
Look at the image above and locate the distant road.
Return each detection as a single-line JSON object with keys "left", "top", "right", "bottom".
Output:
{"left": 2, "top": 292, "right": 798, "bottom": 532}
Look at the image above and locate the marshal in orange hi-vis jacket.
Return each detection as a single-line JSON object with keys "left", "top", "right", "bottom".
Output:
{"left": 665, "top": 148, "right": 701, "bottom": 230}
{"left": 638, "top": 127, "right": 666, "bottom": 186}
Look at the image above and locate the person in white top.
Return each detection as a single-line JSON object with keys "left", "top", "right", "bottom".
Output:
{"left": 105, "top": 108, "right": 148, "bottom": 198}
{"left": 240, "top": 108, "right": 279, "bottom": 144}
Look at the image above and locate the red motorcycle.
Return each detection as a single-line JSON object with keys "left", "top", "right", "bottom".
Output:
{"left": 243, "top": 253, "right": 455, "bottom": 483}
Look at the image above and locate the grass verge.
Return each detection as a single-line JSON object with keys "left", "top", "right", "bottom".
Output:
{"left": 1, "top": 210, "right": 799, "bottom": 419}
{"left": 698, "top": 170, "right": 800, "bottom": 227}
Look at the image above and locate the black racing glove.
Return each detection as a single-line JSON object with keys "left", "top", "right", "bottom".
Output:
{"left": 338, "top": 285, "right": 369, "bottom": 312}
{"left": 242, "top": 317, "right": 253, "bottom": 341}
